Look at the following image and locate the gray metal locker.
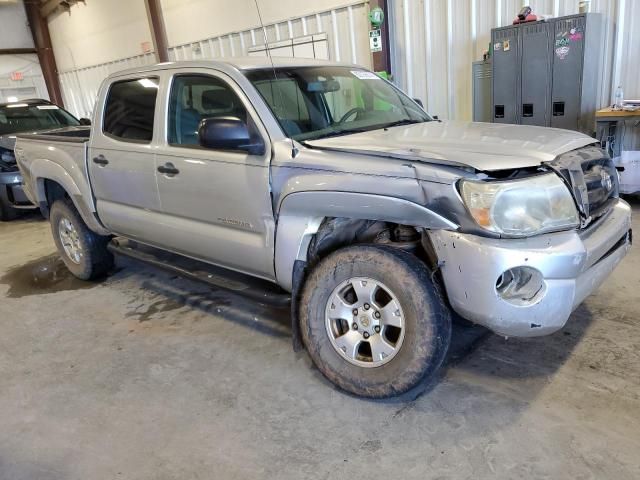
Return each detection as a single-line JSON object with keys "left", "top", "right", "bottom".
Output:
{"left": 490, "top": 13, "right": 601, "bottom": 135}
{"left": 550, "top": 14, "right": 601, "bottom": 134}
{"left": 472, "top": 60, "right": 492, "bottom": 122}
{"left": 491, "top": 26, "right": 519, "bottom": 124}
{"left": 520, "top": 22, "right": 552, "bottom": 126}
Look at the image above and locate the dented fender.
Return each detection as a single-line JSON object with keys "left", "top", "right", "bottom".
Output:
{"left": 274, "top": 190, "right": 458, "bottom": 291}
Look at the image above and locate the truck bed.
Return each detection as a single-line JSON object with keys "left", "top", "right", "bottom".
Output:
{"left": 14, "top": 126, "right": 94, "bottom": 215}
{"left": 17, "top": 126, "right": 91, "bottom": 143}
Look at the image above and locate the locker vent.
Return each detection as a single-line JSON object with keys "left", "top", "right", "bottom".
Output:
{"left": 555, "top": 17, "right": 585, "bottom": 34}
{"left": 474, "top": 65, "right": 491, "bottom": 79}
{"left": 494, "top": 28, "right": 516, "bottom": 40}
{"left": 523, "top": 24, "right": 546, "bottom": 34}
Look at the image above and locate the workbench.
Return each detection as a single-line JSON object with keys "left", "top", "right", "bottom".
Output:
{"left": 596, "top": 107, "right": 640, "bottom": 194}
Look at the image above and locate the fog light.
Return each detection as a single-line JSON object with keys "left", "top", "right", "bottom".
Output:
{"left": 496, "top": 266, "right": 545, "bottom": 305}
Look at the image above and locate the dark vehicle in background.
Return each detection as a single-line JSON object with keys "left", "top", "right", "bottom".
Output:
{"left": 0, "top": 99, "right": 85, "bottom": 220}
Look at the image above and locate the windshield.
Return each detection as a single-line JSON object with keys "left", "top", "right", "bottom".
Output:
{"left": 245, "top": 66, "right": 431, "bottom": 141}
{"left": 0, "top": 104, "right": 80, "bottom": 135}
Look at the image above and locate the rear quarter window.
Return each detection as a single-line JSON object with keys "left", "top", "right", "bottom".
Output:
{"left": 103, "top": 77, "right": 159, "bottom": 143}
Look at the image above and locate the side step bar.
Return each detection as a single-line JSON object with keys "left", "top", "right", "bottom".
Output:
{"left": 108, "top": 238, "right": 291, "bottom": 307}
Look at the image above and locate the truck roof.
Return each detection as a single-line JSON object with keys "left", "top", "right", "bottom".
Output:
{"left": 107, "top": 57, "right": 361, "bottom": 79}
{"left": 0, "top": 98, "right": 53, "bottom": 109}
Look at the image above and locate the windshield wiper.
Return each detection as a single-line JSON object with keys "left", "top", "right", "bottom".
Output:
{"left": 381, "top": 119, "right": 426, "bottom": 129}
{"left": 303, "top": 127, "right": 371, "bottom": 142}
{"left": 300, "top": 119, "right": 427, "bottom": 144}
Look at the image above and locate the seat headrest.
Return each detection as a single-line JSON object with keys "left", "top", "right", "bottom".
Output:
{"left": 202, "top": 89, "right": 234, "bottom": 111}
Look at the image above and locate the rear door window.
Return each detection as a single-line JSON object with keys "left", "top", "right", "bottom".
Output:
{"left": 103, "top": 77, "right": 159, "bottom": 143}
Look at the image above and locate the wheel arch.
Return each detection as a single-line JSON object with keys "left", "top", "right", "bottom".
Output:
{"left": 275, "top": 190, "right": 458, "bottom": 352}
{"left": 36, "top": 174, "right": 109, "bottom": 235}
{"left": 274, "top": 190, "right": 457, "bottom": 291}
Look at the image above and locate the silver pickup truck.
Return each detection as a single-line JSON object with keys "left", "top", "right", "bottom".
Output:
{"left": 15, "top": 58, "right": 631, "bottom": 397}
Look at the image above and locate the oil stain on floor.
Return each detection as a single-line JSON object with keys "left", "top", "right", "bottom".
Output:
{"left": 0, "top": 254, "right": 96, "bottom": 298}
{"left": 125, "top": 298, "right": 186, "bottom": 322}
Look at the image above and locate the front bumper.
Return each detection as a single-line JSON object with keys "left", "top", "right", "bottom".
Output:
{"left": 429, "top": 199, "right": 632, "bottom": 337}
{"left": 0, "top": 171, "right": 35, "bottom": 208}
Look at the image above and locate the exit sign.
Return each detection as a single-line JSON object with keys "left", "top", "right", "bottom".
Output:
{"left": 10, "top": 71, "right": 23, "bottom": 81}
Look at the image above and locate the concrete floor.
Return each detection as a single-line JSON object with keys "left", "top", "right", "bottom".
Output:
{"left": 0, "top": 203, "right": 639, "bottom": 480}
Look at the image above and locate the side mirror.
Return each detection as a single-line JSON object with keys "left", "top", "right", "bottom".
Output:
{"left": 198, "top": 117, "right": 265, "bottom": 155}
{"left": 413, "top": 98, "right": 424, "bottom": 108}
{"left": 79, "top": 118, "right": 91, "bottom": 125}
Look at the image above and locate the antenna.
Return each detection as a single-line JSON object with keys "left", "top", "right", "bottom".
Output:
{"left": 253, "top": 0, "right": 298, "bottom": 158}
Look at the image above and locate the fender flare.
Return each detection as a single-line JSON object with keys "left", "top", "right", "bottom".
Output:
{"left": 31, "top": 159, "right": 109, "bottom": 235}
{"left": 274, "top": 191, "right": 458, "bottom": 291}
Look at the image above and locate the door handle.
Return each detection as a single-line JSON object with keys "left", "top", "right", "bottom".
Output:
{"left": 93, "top": 155, "right": 109, "bottom": 166}
{"left": 157, "top": 162, "right": 180, "bottom": 176}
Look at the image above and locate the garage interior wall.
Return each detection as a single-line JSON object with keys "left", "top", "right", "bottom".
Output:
{"left": 390, "top": 0, "right": 638, "bottom": 121}
{"left": 49, "top": 0, "right": 370, "bottom": 118}
{"left": 0, "top": 2, "right": 48, "bottom": 102}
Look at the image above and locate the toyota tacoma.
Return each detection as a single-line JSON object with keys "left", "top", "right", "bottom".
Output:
{"left": 14, "top": 58, "right": 631, "bottom": 397}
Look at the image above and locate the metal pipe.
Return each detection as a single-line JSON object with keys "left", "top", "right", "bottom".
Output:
{"left": 0, "top": 48, "right": 37, "bottom": 55}
{"left": 144, "top": 0, "right": 170, "bottom": 63}
{"left": 23, "top": 0, "right": 64, "bottom": 106}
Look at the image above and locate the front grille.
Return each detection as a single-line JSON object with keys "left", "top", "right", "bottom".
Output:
{"left": 551, "top": 146, "right": 618, "bottom": 226}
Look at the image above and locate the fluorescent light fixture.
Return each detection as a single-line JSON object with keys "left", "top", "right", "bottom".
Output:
{"left": 7, "top": 103, "right": 28, "bottom": 108}
{"left": 138, "top": 78, "right": 158, "bottom": 88}
{"left": 36, "top": 105, "right": 59, "bottom": 110}
{"left": 7, "top": 96, "right": 18, "bottom": 103}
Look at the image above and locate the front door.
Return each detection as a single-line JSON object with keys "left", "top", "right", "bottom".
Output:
{"left": 88, "top": 75, "right": 163, "bottom": 241}
{"left": 153, "top": 70, "right": 275, "bottom": 280}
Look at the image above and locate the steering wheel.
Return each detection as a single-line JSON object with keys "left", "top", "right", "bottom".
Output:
{"left": 338, "top": 107, "right": 365, "bottom": 124}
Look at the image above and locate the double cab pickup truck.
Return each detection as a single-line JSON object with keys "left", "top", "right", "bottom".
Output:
{"left": 15, "top": 58, "right": 631, "bottom": 397}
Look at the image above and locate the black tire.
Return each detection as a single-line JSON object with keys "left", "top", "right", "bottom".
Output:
{"left": 0, "top": 186, "right": 19, "bottom": 221}
{"left": 50, "top": 199, "right": 113, "bottom": 280}
{"left": 300, "top": 245, "right": 452, "bottom": 398}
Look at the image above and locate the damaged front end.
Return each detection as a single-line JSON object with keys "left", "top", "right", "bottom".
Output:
{"left": 428, "top": 145, "right": 631, "bottom": 337}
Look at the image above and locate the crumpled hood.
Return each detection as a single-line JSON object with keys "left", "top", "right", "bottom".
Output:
{"left": 305, "top": 121, "right": 597, "bottom": 171}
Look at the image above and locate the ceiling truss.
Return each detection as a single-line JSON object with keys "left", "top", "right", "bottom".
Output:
{"left": 38, "top": 0, "right": 85, "bottom": 18}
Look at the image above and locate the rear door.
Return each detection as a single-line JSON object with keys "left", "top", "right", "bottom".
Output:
{"left": 153, "top": 69, "right": 276, "bottom": 279}
{"left": 88, "top": 75, "right": 163, "bottom": 241}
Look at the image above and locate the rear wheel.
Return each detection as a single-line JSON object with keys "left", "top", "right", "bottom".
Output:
{"left": 0, "top": 186, "right": 19, "bottom": 221}
{"left": 300, "top": 245, "right": 451, "bottom": 398}
{"left": 50, "top": 199, "right": 113, "bottom": 280}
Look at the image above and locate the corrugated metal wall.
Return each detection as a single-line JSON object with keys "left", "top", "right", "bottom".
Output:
{"left": 59, "top": 53, "right": 156, "bottom": 119}
{"left": 389, "top": 0, "right": 636, "bottom": 121}
{"left": 58, "top": 2, "right": 369, "bottom": 119}
{"left": 168, "top": 2, "right": 370, "bottom": 64}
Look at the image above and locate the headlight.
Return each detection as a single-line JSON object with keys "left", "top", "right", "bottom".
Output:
{"left": 460, "top": 173, "right": 579, "bottom": 237}
{"left": 0, "top": 147, "right": 15, "bottom": 163}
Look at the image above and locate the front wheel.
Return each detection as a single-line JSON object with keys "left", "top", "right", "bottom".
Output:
{"left": 300, "top": 245, "right": 451, "bottom": 398}
{"left": 50, "top": 199, "right": 113, "bottom": 280}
